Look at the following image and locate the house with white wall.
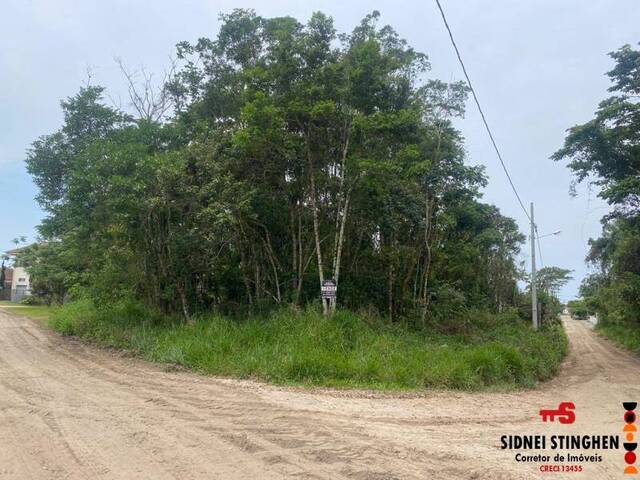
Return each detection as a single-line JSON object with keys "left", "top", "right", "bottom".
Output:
{"left": 5, "top": 248, "right": 31, "bottom": 302}
{"left": 10, "top": 266, "right": 30, "bottom": 302}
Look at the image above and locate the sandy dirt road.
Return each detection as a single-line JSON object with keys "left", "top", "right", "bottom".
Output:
{"left": 0, "top": 309, "right": 638, "bottom": 480}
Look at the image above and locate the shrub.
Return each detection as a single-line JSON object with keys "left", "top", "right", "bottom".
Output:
{"left": 20, "top": 295, "right": 45, "bottom": 306}
{"left": 48, "top": 301, "right": 567, "bottom": 391}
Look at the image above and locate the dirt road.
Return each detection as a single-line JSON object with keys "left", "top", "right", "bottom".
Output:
{"left": 0, "top": 309, "right": 638, "bottom": 479}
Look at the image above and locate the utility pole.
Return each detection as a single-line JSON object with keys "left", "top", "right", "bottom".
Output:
{"left": 530, "top": 202, "right": 538, "bottom": 330}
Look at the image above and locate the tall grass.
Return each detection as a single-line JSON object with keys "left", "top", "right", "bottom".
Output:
{"left": 596, "top": 323, "right": 640, "bottom": 355}
{"left": 49, "top": 300, "right": 567, "bottom": 390}
{"left": 0, "top": 303, "right": 55, "bottom": 321}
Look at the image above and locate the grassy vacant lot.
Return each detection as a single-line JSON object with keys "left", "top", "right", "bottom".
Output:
{"left": 40, "top": 300, "right": 567, "bottom": 391}
{"left": 596, "top": 323, "right": 640, "bottom": 355}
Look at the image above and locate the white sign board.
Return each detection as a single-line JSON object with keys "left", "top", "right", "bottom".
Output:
{"left": 321, "top": 279, "right": 337, "bottom": 299}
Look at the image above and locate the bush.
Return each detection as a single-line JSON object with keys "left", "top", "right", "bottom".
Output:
{"left": 20, "top": 295, "right": 44, "bottom": 306}
{"left": 48, "top": 301, "right": 567, "bottom": 391}
{"left": 567, "top": 300, "right": 589, "bottom": 319}
{"left": 596, "top": 324, "right": 640, "bottom": 355}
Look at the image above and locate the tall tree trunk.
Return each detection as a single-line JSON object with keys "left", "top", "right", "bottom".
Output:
{"left": 420, "top": 124, "right": 444, "bottom": 321}
{"left": 238, "top": 239, "right": 253, "bottom": 305}
{"left": 307, "top": 149, "right": 327, "bottom": 315}
{"left": 329, "top": 122, "right": 352, "bottom": 314}
{"left": 332, "top": 194, "right": 350, "bottom": 286}
{"left": 261, "top": 227, "right": 281, "bottom": 303}
{"left": 420, "top": 193, "right": 434, "bottom": 322}
{"left": 295, "top": 207, "right": 304, "bottom": 305}
{"left": 176, "top": 282, "right": 192, "bottom": 324}
{"left": 290, "top": 203, "right": 297, "bottom": 289}
{"left": 388, "top": 240, "right": 396, "bottom": 322}
{"left": 388, "top": 266, "right": 394, "bottom": 321}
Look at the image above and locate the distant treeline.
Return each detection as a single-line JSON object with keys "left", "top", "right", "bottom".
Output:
{"left": 24, "top": 10, "right": 527, "bottom": 325}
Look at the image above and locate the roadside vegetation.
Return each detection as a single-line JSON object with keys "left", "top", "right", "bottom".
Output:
{"left": 0, "top": 301, "right": 53, "bottom": 321}
{"left": 567, "top": 299, "right": 591, "bottom": 320}
{"left": 17, "top": 10, "right": 571, "bottom": 390}
{"left": 47, "top": 300, "right": 566, "bottom": 390}
{"left": 554, "top": 42, "right": 640, "bottom": 352}
{"left": 595, "top": 324, "right": 640, "bottom": 356}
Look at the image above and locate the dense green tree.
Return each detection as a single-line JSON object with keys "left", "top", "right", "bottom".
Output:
{"left": 554, "top": 42, "right": 640, "bottom": 328}
{"left": 552, "top": 43, "right": 640, "bottom": 218}
{"left": 535, "top": 267, "right": 573, "bottom": 298}
{"left": 20, "top": 242, "right": 75, "bottom": 304}
{"left": 25, "top": 10, "right": 526, "bottom": 326}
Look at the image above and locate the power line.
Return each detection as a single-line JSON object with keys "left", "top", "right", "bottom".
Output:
{"left": 434, "top": 0, "right": 531, "bottom": 223}
{"left": 535, "top": 226, "right": 545, "bottom": 268}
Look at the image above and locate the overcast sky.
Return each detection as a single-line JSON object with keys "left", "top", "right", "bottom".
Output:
{"left": 1, "top": 0, "right": 638, "bottom": 301}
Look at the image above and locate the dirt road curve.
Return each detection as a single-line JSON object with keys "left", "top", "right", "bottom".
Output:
{"left": 0, "top": 310, "right": 638, "bottom": 480}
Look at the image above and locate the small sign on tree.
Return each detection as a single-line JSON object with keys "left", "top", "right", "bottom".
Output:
{"left": 321, "top": 279, "right": 337, "bottom": 299}
{"left": 321, "top": 279, "right": 337, "bottom": 315}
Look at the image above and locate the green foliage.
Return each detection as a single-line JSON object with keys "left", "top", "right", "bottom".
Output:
{"left": 517, "top": 288, "right": 563, "bottom": 326}
{"left": 596, "top": 323, "right": 640, "bottom": 355}
{"left": 19, "top": 242, "right": 76, "bottom": 304}
{"left": 578, "top": 218, "right": 640, "bottom": 328}
{"left": 555, "top": 42, "right": 640, "bottom": 343}
{"left": 49, "top": 300, "right": 566, "bottom": 390}
{"left": 19, "top": 295, "right": 45, "bottom": 306}
{"left": 535, "top": 267, "right": 573, "bottom": 296}
{"left": 27, "top": 10, "right": 525, "bottom": 327}
{"left": 567, "top": 299, "right": 590, "bottom": 319}
{"left": 552, "top": 43, "right": 640, "bottom": 219}
{"left": 1, "top": 304, "right": 56, "bottom": 321}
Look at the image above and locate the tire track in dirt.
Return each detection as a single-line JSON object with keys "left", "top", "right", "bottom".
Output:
{"left": 1, "top": 310, "right": 638, "bottom": 479}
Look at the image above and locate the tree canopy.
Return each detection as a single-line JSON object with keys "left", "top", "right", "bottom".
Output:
{"left": 554, "top": 42, "right": 640, "bottom": 327}
{"left": 25, "top": 10, "right": 527, "bottom": 326}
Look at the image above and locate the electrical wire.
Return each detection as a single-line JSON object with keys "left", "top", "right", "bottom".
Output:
{"left": 534, "top": 226, "right": 545, "bottom": 268}
{"left": 434, "top": 0, "right": 532, "bottom": 223}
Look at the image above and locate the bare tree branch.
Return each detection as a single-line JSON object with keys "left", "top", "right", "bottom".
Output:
{"left": 114, "top": 56, "right": 178, "bottom": 122}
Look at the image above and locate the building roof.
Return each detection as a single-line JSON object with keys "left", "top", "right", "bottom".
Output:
{"left": 5, "top": 246, "right": 28, "bottom": 256}
{"left": 5, "top": 243, "right": 40, "bottom": 256}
